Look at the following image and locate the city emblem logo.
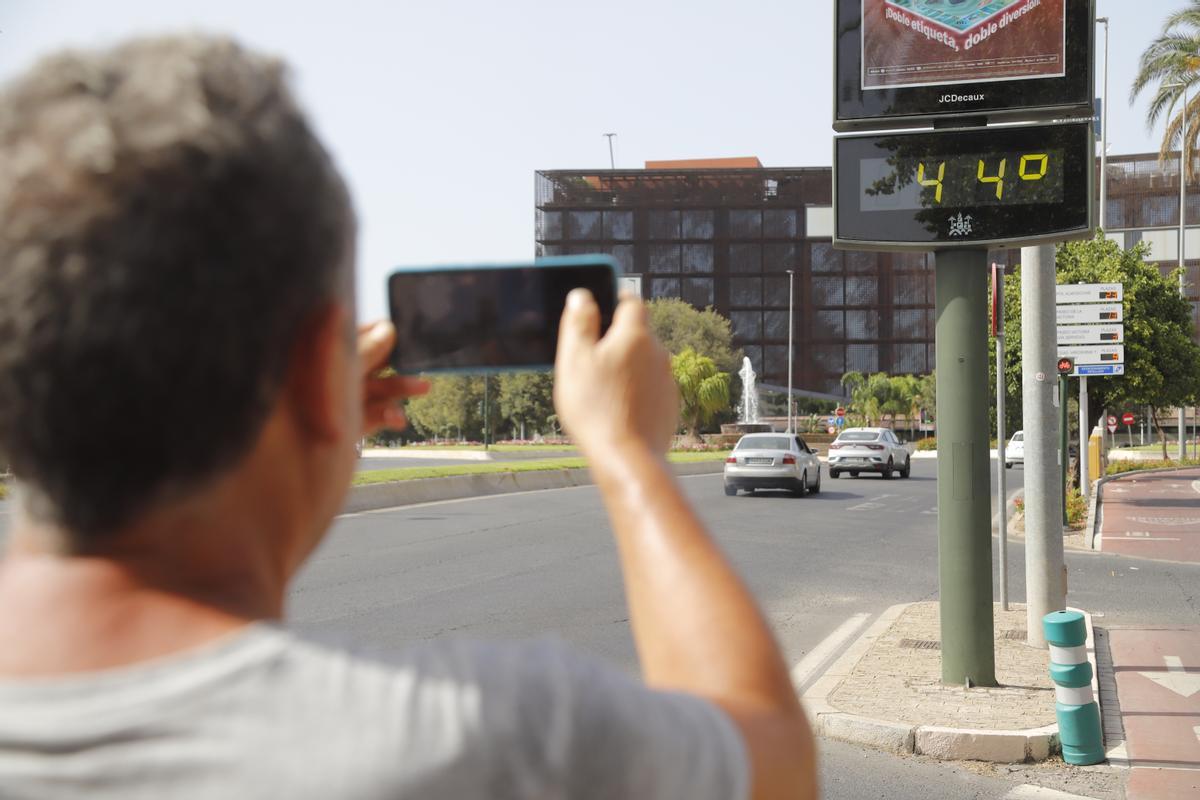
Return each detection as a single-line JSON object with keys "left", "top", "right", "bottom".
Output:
{"left": 948, "top": 213, "right": 974, "bottom": 237}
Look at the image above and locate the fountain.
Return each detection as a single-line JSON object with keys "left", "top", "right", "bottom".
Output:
{"left": 720, "top": 356, "right": 773, "bottom": 439}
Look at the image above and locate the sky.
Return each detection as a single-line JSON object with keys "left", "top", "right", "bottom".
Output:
{"left": 0, "top": 0, "right": 1176, "bottom": 320}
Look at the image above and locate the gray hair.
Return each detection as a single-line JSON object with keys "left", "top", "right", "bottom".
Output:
{"left": 0, "top": 35, "right": 354, "bottom": 542}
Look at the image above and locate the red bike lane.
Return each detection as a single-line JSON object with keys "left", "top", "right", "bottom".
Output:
{"left": 1098, "top": 467, "right": 1200, "bottom": 563}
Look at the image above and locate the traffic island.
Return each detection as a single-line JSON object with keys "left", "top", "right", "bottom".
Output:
{"left": 803, "top": 602, "right": 1102, "bottom": 763}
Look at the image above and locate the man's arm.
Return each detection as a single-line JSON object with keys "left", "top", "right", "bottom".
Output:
{"left": 553, "top": 290, "right": 817, "bottom": 800}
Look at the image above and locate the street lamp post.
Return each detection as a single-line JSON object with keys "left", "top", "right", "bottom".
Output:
{"left": 1167, "top": 80, "right": 1190, "bottom": 460}
{"left": 1098, "top": 16, "right": 1110, "bottom": 229}
{"left": 786, "top": 269, "right": 795, "bottom": 433}
{"left": 603, "top": 133, "right": 617, "bottom": 169}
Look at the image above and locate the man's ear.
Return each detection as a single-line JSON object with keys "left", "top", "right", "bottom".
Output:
{"left": 284, "top": 303, "right": 353, "bottom": 443}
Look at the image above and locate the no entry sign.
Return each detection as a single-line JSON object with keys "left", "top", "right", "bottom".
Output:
{"left": 1122, "top": 412, "right": 1135, "bottom": 426}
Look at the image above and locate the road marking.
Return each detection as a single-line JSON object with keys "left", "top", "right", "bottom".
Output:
{"left": 1138, "top": 655, "right": 1200, "bottom": 698}
{"left": 1195, "top": 724, "right": 1200, "bottom": 744}
{"left": 790, "top": 613, "right": 871, "bottom": 692}
{"left": 1115, "top": 536, "right": 1181, "bottom": 542}
{"left": 1004, "top": 784, "right": 1104, "bottom": 799}
{"left": 1129, "top": 516, "right": 1200, "bottom": 527}
{"left": 847, "top": 502, "right": 884, "bottom": 511}
{"left": 1192, "top": 479, "right": 1200, "bottom": 496}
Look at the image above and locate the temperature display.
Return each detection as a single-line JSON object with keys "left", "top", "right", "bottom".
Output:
{"left": 834, "top": 121, "right": 1092, "bottom": 249}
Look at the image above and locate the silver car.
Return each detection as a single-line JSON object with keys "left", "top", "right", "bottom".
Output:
{"left": 724, "top": 433, "right": 822, "bottom": 497}
{"left": 827, "top": 427, "right": 911, "bottom": 479}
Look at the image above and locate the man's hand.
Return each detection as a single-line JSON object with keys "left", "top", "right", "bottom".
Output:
{"left": 553, "top": 290, "right": 679, "bottom": 456}
{"left": 357, "top": 321, "right": 429, "bottom": 435}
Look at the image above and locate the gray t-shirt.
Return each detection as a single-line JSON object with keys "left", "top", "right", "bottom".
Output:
{"left": 0, "top": 625, "right": 748, "bottom": 799}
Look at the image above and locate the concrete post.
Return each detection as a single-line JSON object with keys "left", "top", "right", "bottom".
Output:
{"left": 1021, "top": 244, "right": 1067, "bottom": 649}
{"left": 934, "top": 249, "right": 996, "bottom": 687}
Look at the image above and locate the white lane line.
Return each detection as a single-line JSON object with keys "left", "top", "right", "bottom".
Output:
{"left": 1004, "top": 785, "right": 1103, "bottom": 800}
{"left": 790, "top": 613, "right": 871, "bottom": 692}
{"left": 1192, "top": 479, "right": 1200, "bottom": 496}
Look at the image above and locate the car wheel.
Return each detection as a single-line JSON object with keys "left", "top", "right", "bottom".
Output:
{"left": 900, "top": 457, "right": 911, "bottom": 479}
{"left": 882, "top": 458, "right": 894, "bottom": 480}
{"left": 850, "top": 471, "right": 860, "bottom": 478}
{"left": 724, "top": 484, "right": 737, "bottom": 497}
{"left": 811, "top": 468, "right": 822, "bottom": 494}
{"left": 830, "top": 470, "right": 841, "bottom": 479}
{"left": 794, "top": 471, "right": 809, "bottom": 497}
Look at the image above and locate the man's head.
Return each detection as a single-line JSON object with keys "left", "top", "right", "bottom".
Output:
{"left": 0, "top": 35, "right": 357, "bottom": 549}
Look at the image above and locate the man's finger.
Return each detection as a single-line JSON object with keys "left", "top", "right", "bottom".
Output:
{"left": 365, "top": 374, "right": 430, "bottom": 402}
{"left": 358, "top": 321, "right": 396, "bottom": 375}
{"left": 557, "top": 289, "right": 600, "bottom": 360}
{"left": 610, "top": 294, "right": 648, "bottom": 332}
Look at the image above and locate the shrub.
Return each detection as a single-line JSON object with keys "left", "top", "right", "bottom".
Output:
{"left": 1065, "top": 486, "right": 1087, "bottom": 527}
{"left": 915, "top": 437, "right": 938, "bottom": 451}
{"left": 1105, "top": 458, "right": 1200, "bottom": 476}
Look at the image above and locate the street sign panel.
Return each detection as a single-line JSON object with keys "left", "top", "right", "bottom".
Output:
{"left": 836, "top": 407, "right": 846, "bottom": 418}
{"left": 1122, "top": 412, "right": 1135, "bottom": 426}
{"left": 1056, "top": 303, "right": 1123, "bottom": 324}
{"left": 1057, "top": 344, "right": 1124, "bottom": 365}
{"left": 618, "top": 274, "right": 643, "bottom": 297}
{"left": 1073, "top": 364, "right": 1124, "bottom": 376}
{"left": 1055, "top": 283, "right": 1123, "bottom": 304}
{"left": 1107, "top": 419, "right": 1117, "bottom": 433}
{"left": 1056, "top": 324, "right": 1124, "bottom": 345}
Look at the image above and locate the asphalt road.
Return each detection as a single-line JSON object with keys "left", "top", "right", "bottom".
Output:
{"left": 4, "top": 460, "right": 1197, "bottom": 797}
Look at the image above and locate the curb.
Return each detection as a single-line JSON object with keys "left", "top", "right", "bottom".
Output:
{"left": 803, "top": 603, "right": 1101, "bottom": 763}
{"left": 1086, "top": 463, "right": 1200, "bottom": 551}
{"left": 343, "top": 461, "right": 724, "bottom": 514}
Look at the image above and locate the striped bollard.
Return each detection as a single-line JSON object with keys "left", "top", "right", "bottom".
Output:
{"left": 1042, "top": 610, "right": 1105, "bottom": 765}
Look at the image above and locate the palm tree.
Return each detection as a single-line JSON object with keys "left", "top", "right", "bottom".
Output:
{"left": 1131, "top": 3, "right": 1200, "bottom": 178}
{"left": 671, "top": 348, "right": 731, "bottom": 441}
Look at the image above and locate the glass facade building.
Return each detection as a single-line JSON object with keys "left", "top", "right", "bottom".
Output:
{"left": 535, "top": 162, "right": 1012, "bottom": 396}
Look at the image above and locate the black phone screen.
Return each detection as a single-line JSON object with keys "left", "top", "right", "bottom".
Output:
{"left": 387, "top": 261, "right": 616, "bottom": 373}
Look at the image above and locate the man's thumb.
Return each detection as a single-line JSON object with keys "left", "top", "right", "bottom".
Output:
{"left": 558, "top": 289, "right": 600, "bottom": 353}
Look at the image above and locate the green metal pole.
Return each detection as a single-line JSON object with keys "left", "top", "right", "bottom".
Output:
{"left": 934, "top": 249, "right": 997, "bottom": 687}
{"left": 1060, "top": 375, "right": 1068, "bottom": 527}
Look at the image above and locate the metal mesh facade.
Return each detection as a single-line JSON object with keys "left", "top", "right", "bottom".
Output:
{"left": 1103, "top": 153, "right": 1200, "bottom": 336}
{"left": 535, "top": 168, "right": 1012, "bottom": 395}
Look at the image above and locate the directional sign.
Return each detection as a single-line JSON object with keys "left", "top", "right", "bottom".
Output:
{"left": 1056, "top": 303, "right": 1124, "bottom": 324}
{"left": 1057, "top": 344, "right": 1124, "bottom": 365}
{"left": 1123, "top": 412, "right": 1136, "bottom": 426}
{"left": 1056, "top": 324, "right": 1124, "bottom": 345}
{"left": 1073, "top": 364, "right": 1125, "bottom": 377}
{"left": 1055, "top": 283, "right": 1124, "bottom": 304}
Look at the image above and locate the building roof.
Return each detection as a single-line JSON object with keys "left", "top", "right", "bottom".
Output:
{"left": 645, "top": 156, "right": 764, "bottom": 170}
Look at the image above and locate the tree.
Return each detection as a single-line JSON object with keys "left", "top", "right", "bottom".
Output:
{"left": 497, "top": 372, "right": 554, "bottom": 439}
{"left": 672, "top": 348, "right": 730, "bottom": 440}
{"left": 1131, "top": 4, "right": 1200, "bottom": 176}
{"left": 405, "top": 376, "right": 474, "bottom": 441}
{"left": 998, "top": 235, "right": 1200, "bottom": 459}
{"left": 646, "top": 298, "right": 741, "bottom": 373}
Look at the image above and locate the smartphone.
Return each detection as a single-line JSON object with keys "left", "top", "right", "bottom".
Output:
{"left": 387, "top": 255, "right": 618, "bottom": 373}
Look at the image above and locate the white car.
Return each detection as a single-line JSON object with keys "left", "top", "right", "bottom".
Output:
{"left": 827, "top": 427, "right": 911, "bottom": 479}
{"left": 724, "top": 433, "right": 822, "bottom": 497}
{"left": 1005, "top": 430, "right": 1024, "bottom": 469}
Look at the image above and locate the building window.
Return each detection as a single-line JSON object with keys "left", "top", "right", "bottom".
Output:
{"left": 893, "top": 309, "right": 926, "bottom": 339}
{"left": 846, "top": 276, "right": 878, "bottom": 305}
{"left": 812, "top": 276, "right": 844, "bottom": 306}
{"left": 811, "top": 242, "right": 843, "bottom": 273}
{"left": 846, "top": 310, "right": 879, "bottom": 340}
{"left": 651, "top": 278, "right": 681, "bottom": 299}
{"left": 730, "top": 209, "right": 762, "bottom": 238}
{"left": 743, "top": 345, "right": 764, "bottom": 376}
{"left": 537, "top": 244, "right": 562, "bottom": 258}
{"left": 763, "top": 209, "right": 798, "bottom": 238}
{"left": 730, "top": 243, "right": 762, "bottom": 273}
{"left": 894, "top": 343, "right": 927, "bottom": 373}
{"left": 648, "top": 210, "right": 680, "bottom": 240}
{"left": 764, "top": 243, "right": 797, "bottom": 272}
{"left": 1105, "top": 198, "right": 1128, "bottom": 229}
{"left": 816, "top": 310, "right": 845, "bottom": 338}
{"left": 611, "top": 245, "right": 635, "bottom": 274}
{"left": 538, "top": 210, "right": 563, "bottom": 241}
{"left": 683, "top": 278, "right": 714, "bottom": 307}
{"left": 764, "top": 345, "right": 789, "bottom": 378}
{"left": 682, "top": 210, "right": 715, "bottom": 239}
{"left": 763, "top": 276, "right": 790, "bottom": 308}
{"left": 892, "top": 274, "right": 927, "bottom": 305}
{"left": 813, "top": 345, "right": 845, "bottom": 376}
{"left": 844, "top": 250, "right": 876, "bottom": 273}
{"left": 763, "top": 310, "right": 790, "bottom": 339}
{"left": 847, "top": 344, "right": 879, "bottom": 373}
{"left": 603, "top": 211, "right": 634, "bottom": 240}
{"left": 649, "top": 244, "right": 680, "bottom": 273}
{"left": 682, "top": 244, "right": 714, "bottom": 273}
{"left": 567, "top": 211, "right": 602, "bottom": 240}
{"left": 1141, "top": 196, "right": 1179, "bottom": 228}
{"left": 731, "top": 311, "right": 763, "bottom": 340}
{"left": 730, "top": 277, "right": 764, "bottom": 306}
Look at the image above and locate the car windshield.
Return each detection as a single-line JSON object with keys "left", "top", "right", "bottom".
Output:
{"left": 1012, "top": 432, "right": 1024, "bottom": 442}
{"left": 736, "top": 437, "right": 792, "bottom": 451}
{"left": 837, "top": 431, "right": 880, "bottom": 442}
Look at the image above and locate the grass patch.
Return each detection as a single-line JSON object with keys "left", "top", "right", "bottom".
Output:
{"left": 352, "top": 450, "right": 732, "bottom": 486}
{"left": 386, "top": 444, "right": 577, "bottom": 453}
{"left": 1105, "top": 458, "right": 1200, "bottom": 477}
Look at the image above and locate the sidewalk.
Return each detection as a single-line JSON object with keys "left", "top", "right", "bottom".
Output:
{"left": 1097, "top": 466, "right": 1200, "bottom": 563}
